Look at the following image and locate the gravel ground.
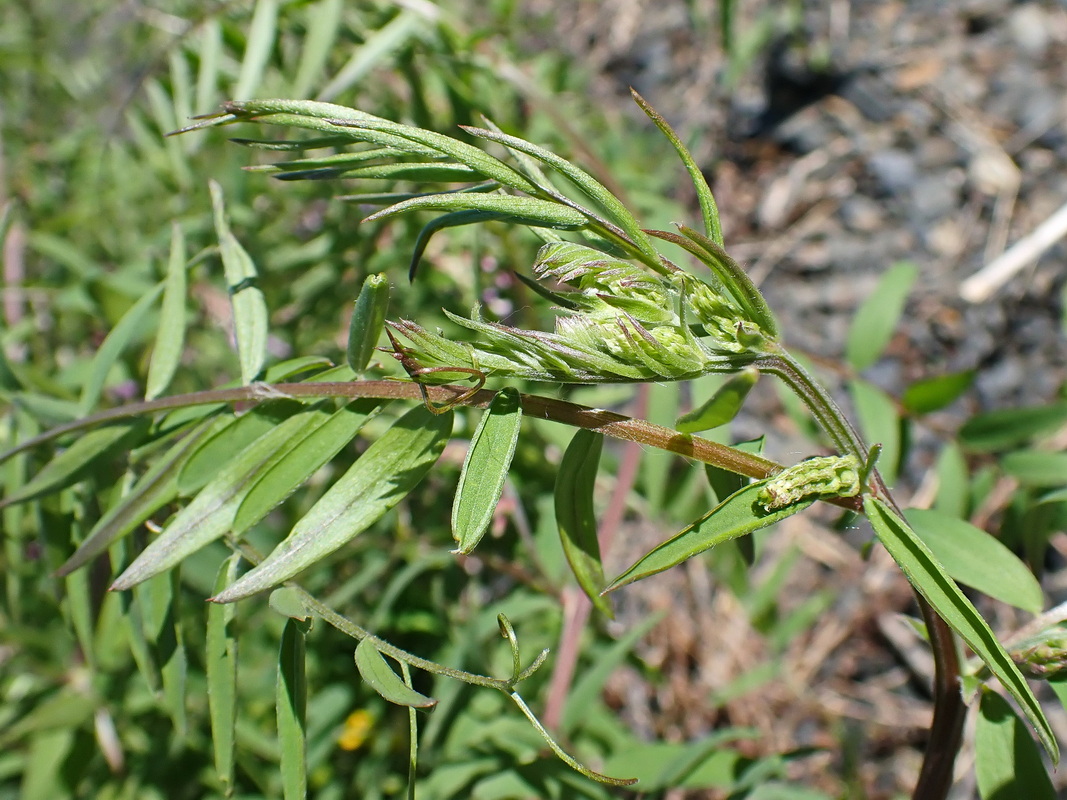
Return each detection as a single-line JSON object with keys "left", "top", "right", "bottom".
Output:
{"left": 515, "top": 2, "right": 1067, "bottom": 797}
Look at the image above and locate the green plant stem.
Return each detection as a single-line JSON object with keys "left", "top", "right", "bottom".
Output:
{"left": 759, "top": 348, "right": 964, "bottom": 800}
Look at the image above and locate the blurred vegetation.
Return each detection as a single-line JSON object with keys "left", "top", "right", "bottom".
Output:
{"left": 3, "top": 2, "right": 1067, "bottom": 800}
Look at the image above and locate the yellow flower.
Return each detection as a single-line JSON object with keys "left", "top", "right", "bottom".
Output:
{"left": 337, "top": 709, "right": 375, "bottom": 751}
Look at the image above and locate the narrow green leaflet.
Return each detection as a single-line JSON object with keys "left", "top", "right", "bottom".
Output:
{"left": 354, "top": 638, "right": 437, "bottom": 708}
{"left": 146, "top": 222, "right": 188, "bottom": 400}
{"left": 864, "top": 496, "right": 1056, "bottom": 761}
{"left": 845, "top": 261, "right": 918, "bottom": 372}
{"left": 631, "top": 89, "right": 722, "bottom": 245}
{"left": 452, "top": 389, "right": 522, "bottom": 554}
{"left": 676, "top": 368, "right": 758, "bottom": 433}
{"left": 211, "top": 405, "right": 453, "bottom": 603}
{"left": 79, "top": 284, "right": 164, "bottom": 414}
{"left": 1001, "top": 451, "right": 1067, "bottom": 487}
{"left": 362, "top": 193, "right": 588, "bottom": 230}
{"left": 57, "top": 419, "right": 218, "bottom": 576}
{"left": 462, "top": 125, "right": 663, "bottom": 268}
{"left": 976, "top": 689, "right": 1055, "bottom": 800}
{"left": 555, "top": 429, "right": 611, "bottom": 617}
{"left": 1, "top": 419, "right": 148, "bottom": 508}
{"left": 112, "top": 408, "right": 332, "bottom": 590}
{"left": 347, "top": 273, "right": 390, "bottom": 373}
{"left": 206, "top": 555, "right": 239, "bottom": 795}
{"left": 606, "top": 480, "right": 814, "bottom": 592}
{"left": 901, "top": 369, "right": 975, "bottom": 415}
{"left": 210, "top": 180, "right": 268, "bottom": 384}
{"left": 277, "top": 616, "right": 310, "bottom": 800}
{"left": 905, "top": 508, "right": 1043, "bottom": 613}
{"left": 959, "top": 401, "right": 1067, "bottom": 452}
{"left": 232, "top": 398, "right": 381, "bottom": 535}
{"left": 178, "top": 401, "right": 302, "bottom": 495}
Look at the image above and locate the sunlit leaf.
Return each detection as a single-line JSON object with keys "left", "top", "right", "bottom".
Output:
{"left": 555, "top": 429, "right": 611, "bottom": 617}
{"left": 57, "top": 419, "right": 219, "bottom": 576}
{"left": 1001, "top": 450, "right": 1067, "bottom": 488}
{"left": 211, "top": 404, "right": 452, "bottom": 602}
{"left": 354, "top": 638, "right": 437, "bottom": 708}
{"left": 80, "top": 284, "right": 164, "bottom": 414}
{"left": 112, "top": 407, "right": 332, "bottom": 590}
{"left": 959, "top": 401, "right": 1067, "bottom": 452}
{"left": 676, "top": 368, "right": 758, "bottom": 433}
{"left": 178, "top": 401, "right": 302, "bottom": 495}
{"left": 850, "top": 378, "right": 901, "bottom": 484}
{"left": 146, "top": 223, "right": 188, "bottom": 400}
{"left": 864, "top": 496, "right": 1056, "bottom": 761}
{"left": 631, "top": 89, "right": 722, "bottom": 245}
{"left": 976, "top": 689, "right": 1055, "bottom": 799}
{"left": 845, "top": 261, "right": 918, "bottom": 372}
{"left": 901, "top": 369, "right": 975, "bottom": 415}
{"left": 362, "top": 193, "right": 588, "bottom": 231}
{"left": 606, "top": 480, "right": 813, "bottom": 592}
{"left": 906, "top": 508, "right": 1042, "bottom": 613}
{"left": 232, "top": 399, "right": 381, "bottom": 535}
{"left": 210, "top": 180, "right": 268, "bottom": 384}
{"left": 452, "top": 389, "right": 522, "bottom": 554}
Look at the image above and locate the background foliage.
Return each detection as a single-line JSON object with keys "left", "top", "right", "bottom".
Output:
{"left": 2, "top": 2, "right": 1067, "bottom": 799}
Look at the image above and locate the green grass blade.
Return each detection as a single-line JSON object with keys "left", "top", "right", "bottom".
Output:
{"left": 211, "top": 404, "right": 453, "bottom": 602}
{"left": 146, "top": 222, "right": 188, "bottom": 400}
{"left": 555, "top": 429, "right": 612, "bottom": 617}
{"left": 354, "top": 639, "right": 437, "bottom": 708}
{"left": 864, "top": 496, "right": 1057, "bottom": 762}
{"left": 195, "top": 17, "right": 222, "bottom": 114}
{"left": 317, "top": 9, "right": 425, "bottom": 102}
{"left": 207, "top": 554, "right": 240, "bottom": 796}
{"left": 452, "top": 388, "right": 522, "bottom": 554}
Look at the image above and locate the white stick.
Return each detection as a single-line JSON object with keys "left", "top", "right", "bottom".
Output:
{"left": 961, "top": 198, "right": 1067, "bottom": 302}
